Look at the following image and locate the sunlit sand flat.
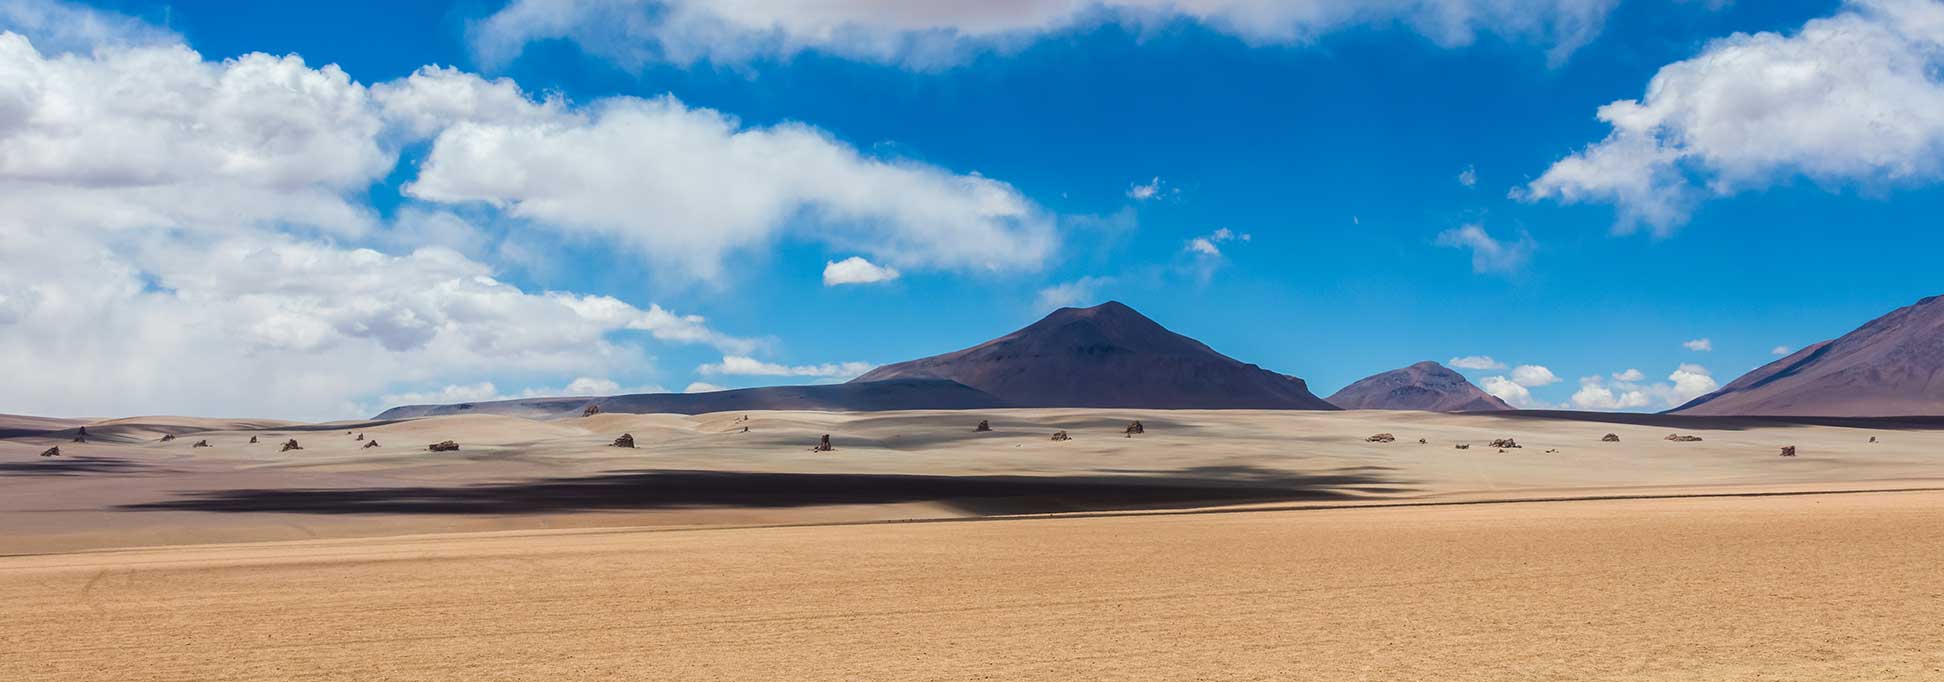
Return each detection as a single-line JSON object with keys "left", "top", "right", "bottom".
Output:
{"left": 4, "top": 489, "right": 1941, "bottom": 681}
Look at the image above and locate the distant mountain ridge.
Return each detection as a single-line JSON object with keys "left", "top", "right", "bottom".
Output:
{"left": 851, "top": 301, "right": 1336, "bottom": 410}
{"left": 1326, "top": 361, "right": 1514, "bottom": 412}
{"left": 1672, "top": 295, "right": 1944, "bottom": 417}
{"left": 374, "top": 379, "right": 1005, "bottom": 419}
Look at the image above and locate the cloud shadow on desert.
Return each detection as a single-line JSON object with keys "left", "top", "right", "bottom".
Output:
{"left": 121, "top": 466, "right": 1409, "bottom": 517}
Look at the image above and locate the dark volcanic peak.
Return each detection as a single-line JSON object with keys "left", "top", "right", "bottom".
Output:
{"left": 1673, "top": 295, "right": 1944, "bottom": 417}
{"left": 849, "top": 301, "right": 1336, "bottom": 410}
{"left": 1327, "top": 361, "right": 1515, "bottom": 412}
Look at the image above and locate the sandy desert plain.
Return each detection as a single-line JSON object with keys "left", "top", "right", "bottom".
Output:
{"left": 3, "top": 407, "right": 1943, "bottom": 680}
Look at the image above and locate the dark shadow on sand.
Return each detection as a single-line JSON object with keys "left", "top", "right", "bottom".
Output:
{"left": 0, "top": 456, "right": 156, "bottom": 476}
{"left": 120, "top": 466, "right": 1410, "bottom": 517}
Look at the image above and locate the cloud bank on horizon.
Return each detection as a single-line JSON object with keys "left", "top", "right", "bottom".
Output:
{"left": 0, "top": 0, "right": 1936, "bottom": 419}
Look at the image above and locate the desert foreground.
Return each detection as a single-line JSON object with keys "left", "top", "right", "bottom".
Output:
{"left": 4, "top": 408, "right": 1943, "bottom": 679}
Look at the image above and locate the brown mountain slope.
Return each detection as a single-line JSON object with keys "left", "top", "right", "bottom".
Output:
{"left": 1326, "top": 361, "right": 1515, "bottom": 412}
{"left": 850, "top": 301, "right": 1336, "bottom": 410}
{"left": 1672, "top": 295, "right": 1944, "bottom": 416}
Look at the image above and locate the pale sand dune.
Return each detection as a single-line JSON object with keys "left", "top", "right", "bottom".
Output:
{"left": 2, "top": 491, "right": 1940, "bottom": 681}
{"left": 4, "top": 408, "right": 1944, "bottom": 554}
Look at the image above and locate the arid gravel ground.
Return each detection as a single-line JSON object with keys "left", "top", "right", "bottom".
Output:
{"left": 3, "top": 490, "right": 1942, "bottom": 681}
{"left": 3, "top": 409, "right": 1942, "bottom": 680}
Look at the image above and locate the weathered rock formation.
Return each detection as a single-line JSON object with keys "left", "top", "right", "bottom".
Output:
{"left": 363, "top": 440, "right": 381, "bottom": 449}
{"left": 812, "top": 434, "right": 834, "bottom": 452}
{"left": 1366, "top": 433, "right": 1396, "bottom": 443}
{"left": 612, "top": 433, "right": 635, "bottom": 448}
{"left": 428, "top": 440, "right": 460, "bottom": 452}
{"left": 192, "top": 439, "right": 210, "bottom": 448}
{"left": 1780, "top": 445, "right": 1797, "bottom": 457}
{"left": 1665, "top": 434, "right": 1703, "bottom": 442}
{"left": 1488, "top": 438, "right": 1520, "bottom": 449}
{"left": 280, "top": 439, "right": 302, "bottom": 452}
{"left": 975, "top": 420, "right": 991, "bottom": 432}
{"left": 39, "top": 446, "right": 59, "bottom": 457}
{"left": 1051, "top": 430, "right": 1071, "bottom": 441}
{"left": 1601, "top": 433, "right": 1620, "bottom": 442}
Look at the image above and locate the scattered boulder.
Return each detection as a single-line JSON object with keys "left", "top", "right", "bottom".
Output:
{"left": 1545, "top": 448, "right": 1560, "bottom": 454}
{"left": 280, "top": 439, "right": 302, "bottom": 452}
{"left": 1869, "top": 436, "right": 1878, "bottom": 443}
{"left": 1125, "top": 421, "right": 1145, "bottom": 436}
{"left": 612, "top": 433, "right": 636, "bottom": 448}
{"left": 355, "top": 433, "right": 364, "bottom": 441}
{"left": 1601, "top": 433, "right": 1620, "bottom": 442}
{"left": 1051, "top": 430, "right": 1071, "bottom": 441}
{"left": 192, "top": 439, "right": 210, "bottom": 448}
{"left": 975, "top": 420, "right": 991, "bottom": 432}
{"left": 1488, "top": 438, "right": 1521, "bottom": 449}
{"left": 39, "top": 446, "right": 59, "bottom": 457}
{"left": 363, "top": 440, "right": 380, "bottom": 449}
{"left": 741, "top": 426, "right": 749, "bottom": 433}
{"left": 1454, "top": 444, "right": 1471, "bottom": 450}
{"left": 1665, "top": 433, "right": 1704, "bottom": 442}
{"left": 249, "top": 435, "right": 258, "bottom": 444}
{"left": 428, "top": 440, "right": 460, "bottom": 452}
{"left": 1366, "top": 433, "right": 1396, "bottom": 443}
{"left": 159, "top": 434, "right": 176, "bottom": 442}
{"left": 1780, "top": 445, "right": 1797, "bottom": 457}
{"left": 71, "top": 427, "right": 87, "bottom": 443}
{"left": 1418, "top": 438, "right": 1427, "bottom": 444}
{"left": 583, "top": 403, "right": 602, "bottom": 417}
{"left": 811, "top": 434, "right": 834, "bottom": 452}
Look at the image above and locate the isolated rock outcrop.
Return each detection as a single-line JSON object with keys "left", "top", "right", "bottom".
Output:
{"left": 280, "top": 439, "right": 302, "bottom": 452}
{"left": 40, "top": 446, "right": 59, "bottom": 457}
{"left": 1601, "top": 433, "right": 1620, "bottom": 442}
{"left": 583, "top": 403, "right": 602, "bottom": 417}
{"left": 192, "top": 439, "right": 210, "bottom": 448}
{"left": 428, "top": 440, "right": 460, "bottom": 452}
{"left": 249, "top": 435, "right": 258, "bottom": 444}
{"left": 159, "top": 434, "right": 176, "bottom": 442}
{"left": 612, "top": 433, "right": 635, "bottom": 448}
{"left": 1051, "top": 430, "right": 1071, "bottom": 441}
{"left": 975, "top": 419, "right": 991, "bottom": 432}
{"left": 1665, "top": 433, "right": 1703, "bottom": 442}
{"left": 1366, "top": 433, "right": 1396, "bottom": 443}
{"left": 1488, "top": 438, "right": 1521, "bottom": 449}
{"left": 1125, "top": 420, "right": 1145, "bottom": 436}
{"left": 363, "top": 440, "right": 380, "bottom": 449}
{"left": 1780, "top": 445, "right": 1797, "bottom": 457}
{"left": 71, "top": 427, "right": 87, "bottom": 443}
{"left": 812, "top": 434, "right": 834, "bottom": 452}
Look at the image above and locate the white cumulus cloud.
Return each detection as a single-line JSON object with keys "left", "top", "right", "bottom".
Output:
{"left": 698, "top": 355, "right": 876, "bottom": 380}
{"left": 823, "top": 256, "right": 902, "bottom": 286}
{"left": 472, "top": 0, "right": 1623, "bottom": 70}
{"left": 1037, "top": 276, "right": 1115, "bottom": 310}
{"left": 1449, "top": 355, "right": 1507, "bottom": 370}
{"left": 1436, "top": 224, "right": 1534, "bottom": 274}
{"left": 1521, "top": 0, "right": 1944, "bottom": 232}
{"left": 401, "top": 84, "right": 1056, "bottom": 282}
{"left": 1511, "top": 364, "right": 1561, "bottom": 387}
{"left": 1683, "top": 338, "right": 1713, "bottom": 352}
{"left": 1480, "top": 375, "right": 1542, "bottom": 408}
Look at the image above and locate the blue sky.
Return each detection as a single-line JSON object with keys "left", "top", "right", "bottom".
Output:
{"left": 2, "top": 0, "right": 1939, "bottom": 418}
